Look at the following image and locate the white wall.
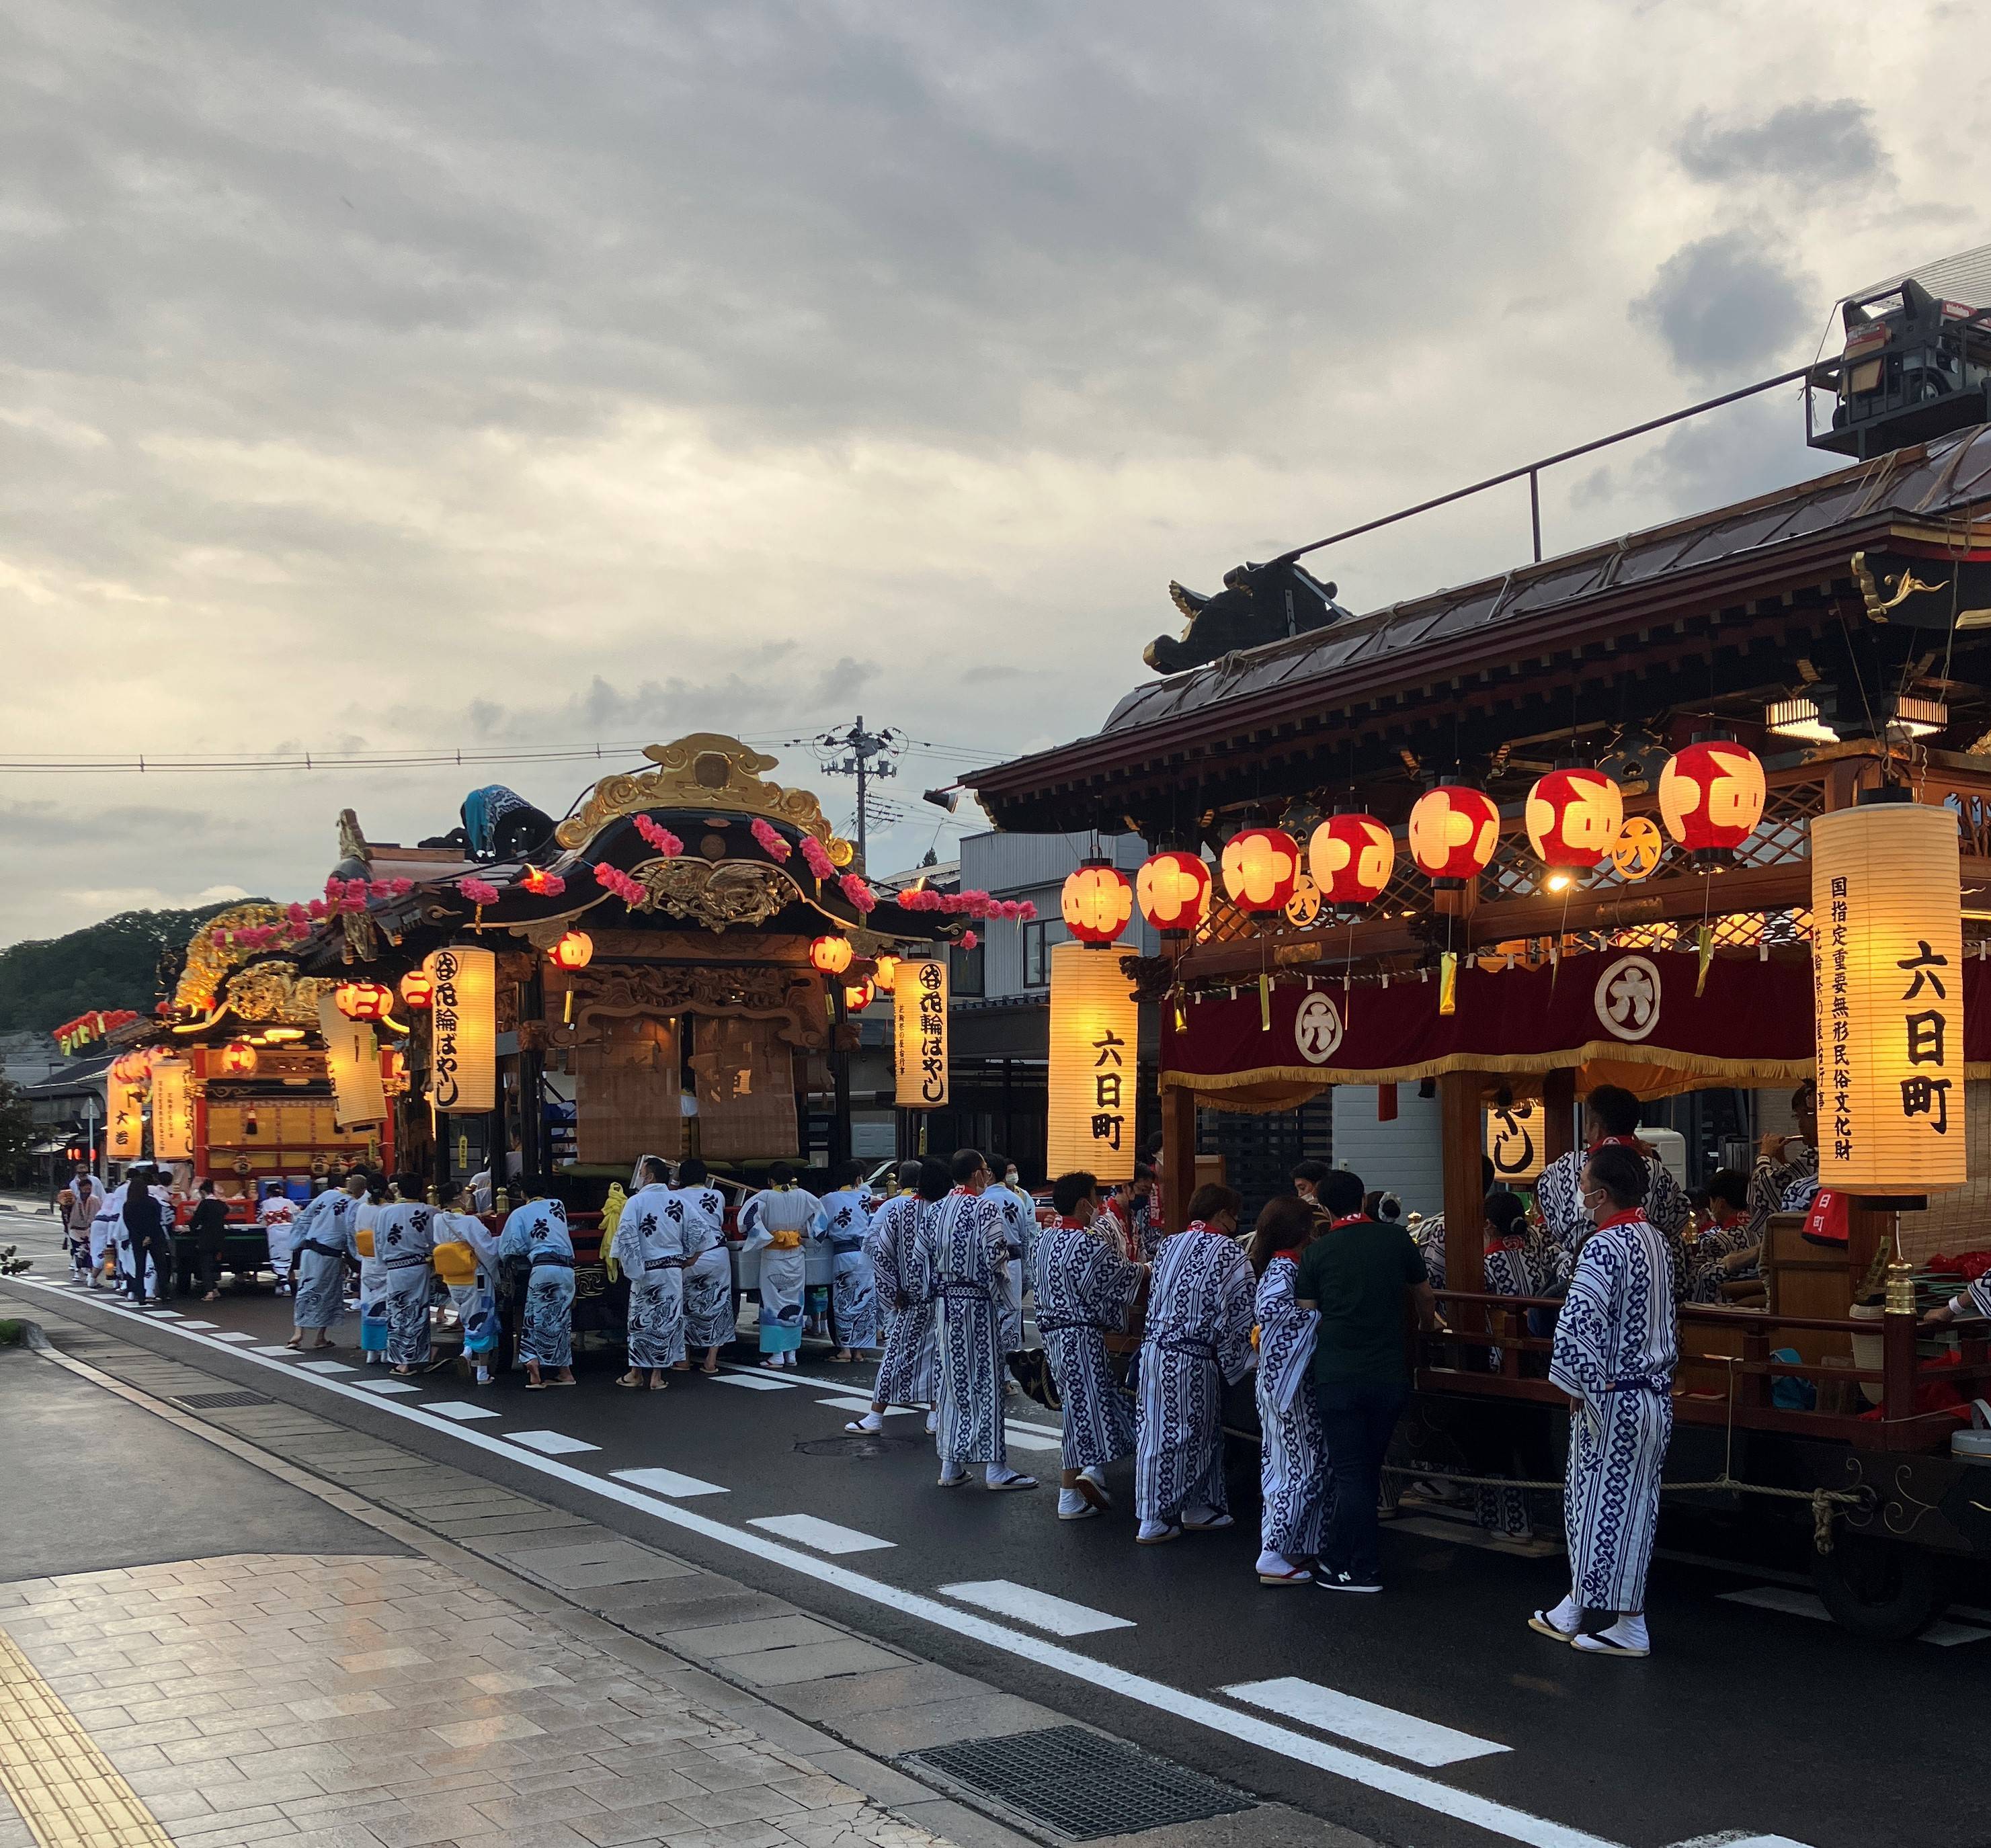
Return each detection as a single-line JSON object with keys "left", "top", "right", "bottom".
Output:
{"left": 1330, "top": 1085, "right": 1446, "bottom": 1220}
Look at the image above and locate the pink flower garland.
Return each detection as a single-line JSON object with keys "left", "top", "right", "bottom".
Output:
{"left": 633, "top": 814, "right": 683, "bottom": 858}
{"left": 840, "top": 873, "right": 877, "bottom": 915}
{"left": 750, "top": 818, "right": 791, "bottom": 862}
{"left": 889, "top": 887, "right": 1034, "bottom": 921}
{"left": 594, "top": 862, "right": 647, "bottom": 907}
{"left": 458, "top": 877, "right": 501, "bottom": 906}
{"left": 800, "top": 836, "right": 836, "bottom": 881}
{"left": 961, "top": 930, "right": 979, "bottom": 950}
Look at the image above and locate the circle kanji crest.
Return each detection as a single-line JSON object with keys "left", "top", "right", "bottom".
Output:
{"left": 1295, "top": 993, "right": 1344, "bottom": 1064}
{"left": 1594, "top": 954, "right": 1662, "bottom": 1042}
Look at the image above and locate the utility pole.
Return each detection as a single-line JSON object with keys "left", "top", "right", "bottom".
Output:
{"left": 815, "top": 716, "right": 903, "bottom": 866}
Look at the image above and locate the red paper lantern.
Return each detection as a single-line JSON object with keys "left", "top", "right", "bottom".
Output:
{"left": 216, "top": 1040, "right": 258, "bottom": 1077}
{"left": 1658, "top": 741, "right": 1766, "bottom": 856}
{"left": 843, "top": 980, "right": 875, "bottom": 1012}
{"left": 1525, "top": 769, "right": 1625, "bottom": 879}
{"left": 548, "top": 929, "right": 594, "bottom": 972}
{"left": 1307, "top": 814, "right": 1395, "bottom": 907}
{"left": 1408, "top": 786, "right": 1500, "bottom": 887}
{"left": 1220, "top": 828, "right": 1301, "bottom": 914}
{"left": 871, "top": 952, "right": 901, "bottom": 993}
{"left": 333, "top": 980, "right": 393, "bottom": 1022}
{"left": 398, "top": 969, "right": 434, "bottom": 1012}
{"left": 1135, "top": 851, "right": 1212, "bottom": 935}
{"left": 1061, "top": 859, "right": 1134, "bottom": 948}
{"left": 809, "top": 935, "right": 853, "bottom": 976}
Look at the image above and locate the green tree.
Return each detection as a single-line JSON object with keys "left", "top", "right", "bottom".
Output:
{"left": 0, "top": 1074, "right": 33, "bottom": 1186}
{"left": 0, "top": 902, "right": 263, "bottom": 1035}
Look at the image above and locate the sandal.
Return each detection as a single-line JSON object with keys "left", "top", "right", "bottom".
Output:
{"left": 649, "top": 1378, "right": 669, "bottom": 1391}
{"left": 1528, "top": 1609, "right": 1582, "bottom": 1643}
{"left": 617, "top": 1372, "right": 643, "bottom": 1389}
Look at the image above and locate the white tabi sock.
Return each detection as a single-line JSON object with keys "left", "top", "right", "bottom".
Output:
{"left": 924, "top": 1411, "right": 937, "bottom": 1434}
{"left": 1058, "top": 1489, "right": 1091, "bottom": 1517}
{"left": 1545, "top": 1593, "right": 1583, "bottom": 1632}
{"left": 1596, "top": 1613, "right": 1649, "bottom": 1652}
{"left": 1081, "top": 1464, "right": 1106, "bottom": 1487}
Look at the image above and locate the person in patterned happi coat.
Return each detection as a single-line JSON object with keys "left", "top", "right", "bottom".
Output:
{"left": 258, "top": 1181, "right": 298, "bottom": 1296}
{"left": 1750, "top": 1079, "right": 1820, "bottom": 1219}
{"left": 981, "top": 1156, "right": 1038, "bottom": 1357}
{"left": 433, "top": 1181, "right": 499, "bottom": 1385}
{"left": 1475, "top": 1190, "right": 1541, "bottom": 1539}
{"left": 1248, "top": 1196, "right": 1332, "bottom": 1584}
{"left": 739, "top": 1164, "right": 818, "bottom": 1369}
{"left": 669, "top": 1159, "right": 735, "bottom": 1372}
{"left": 915, "top": 1152, "right": 1036, "bottom": 1491}
{"left": 1034, "top": 1171, "right": 1147, "bottom": 1521}
{"left": 1682, "top": 1169, "right": 1762, "bottom": 1304}
{"left": 614, "top": 1157, "right": 687, "bottom": 1391}
{"left": 376, "top": 1183, "right": 440, "bottom": 1374}
{"left": 286, "top": 1172, "right": 366, "bottom": 1349}
{"left": 499, "top": 1183, "right": 576, "bottom": 1389}
{"left": 1133, "top": 1183, "right": 1255, "bottom": 1545}
{"left": 1529, "top": 1144, "right": 1677, "bottom": 1658}
{"left": 1536, "top": 1085, "right": 1689, "bottom": 1300}
{"left": 87, "top": 1175, "right": 126, "bottom": 1291}
{"left": 846, "top": 1161, "right": 930, "bottom": 1433}
{"left": 813, "top": 1161, "right": 879, "bottom": 1363}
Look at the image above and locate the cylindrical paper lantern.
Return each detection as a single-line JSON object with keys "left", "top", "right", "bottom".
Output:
{"left": 421, "top": 946, "right": 496, "bottom": 1114}
{"left": 149, "top": 1058, "right": 194, "bottom": 1160}
{"left": 1220, "top": 827, "right": 1301, "bottom": 914}
{"left": 1046, "top": 939, "right": 1137, "bottom": 1183}
{"left": 809, "top": 935, "right": 853, "bottom": 976}
{"left": 1135, "top": 851, "right": 1211, "bottom": 935}
{"left": 1308, "top": 814, "right": 1395, "bottom": 906}
{"left": 1660, "top": 741, "right": 1765, "bottom": 857}
{"left": 1810, "top": 794, "right": 1965, "bottom": 1195}
{"left": 1526, "top": 769, "right": 1625, "bottom": 886}
{"left": 892, "top": 958, "right": 949, "bottom": 1107}
{"left": 1408, "top": 786, "right": 1500, "bottom": 886}
{"left": 1061, "top": 859, "right": 1134, "bottom": 948}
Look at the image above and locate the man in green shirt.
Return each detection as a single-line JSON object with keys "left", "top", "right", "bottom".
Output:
{"left": 1296, "top": 1168, "right": 1439, "bottom": 1593}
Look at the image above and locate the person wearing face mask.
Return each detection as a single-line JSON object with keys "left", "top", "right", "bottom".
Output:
{"left": 1529, "top": 1144, "right": 1676, "bottom": 1658}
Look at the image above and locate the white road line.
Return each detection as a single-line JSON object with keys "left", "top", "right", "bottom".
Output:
{"left": 1002, "top": 1423, "right": 1063, "bottom": 1452}
{"left": 178, "top": 1321, "right": 218, "bottom": 1330}
{"left": 425, "top": 1400, "right": 501, "bottom": 1421}
{"left": 749, "top": 1514, "right": 895, "bottom": 1554}
{"left": 940, "top": 1580, "right": 1133, "bottom": 1636}
{"left": 250, "top": 1345, "right": 299, "bottom": 1356}
{"left": 815, "top": 1395, "right": 882, "bottom": 1411}
{"left": 296, "top": 1359, "right": 355, "bottom": 1373}
{"left": 506, "top": 1429, "right": 600, "bottom": 1456}
{"left": 150, "top": 1310, "right": 186, "bottom": 1319}
{"left": 712, "top": 1368, "right": 799, "bottom": 1390}
{"left": 610, "top": 1467, "right": 729, "bottom": 1499}
{"left": 356, "top": 1379, "right": 420, "bottom": 1396}
{"left": 1223, "top": 1677, "right": 1508, "bottom": 1767}
{"left": 210, "top": 1331, "right": 258, "bottom": 1343}
{"left": 5, "top": 1275, "right": 1627, "bottom": 1848}
{"left": 1720, "top": 1586, "right": 1991, "bottom": 1646}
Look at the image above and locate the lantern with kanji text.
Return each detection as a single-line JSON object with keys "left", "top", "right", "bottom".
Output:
{"left": 1135, "top": 851, "right": 1211, "bottom": 936}
{"left": 1658, "top": 740, "right": 1765, "bottom": 861}
{"left": 399, "top": 968, "right": 434, "bottom": 1012}
{"left": 809, "top": 935, "right": 853, "bottom": 977}
{"left": 1220, "top": 827, "right": 1301, "bottom": 914}
{"left": 216, "top": 1040, "right": 258, "bottom": 1077}
{"left": 1525, "top": 769, "right": 1625, "bottom": 889}
{"left": 1061, "top": 858, "right": 1134, "bottom": 948}
{"left": 333, "top": 980, "right": 393, "bottom": 1022}
{"left": 844, "top": 980, "right": 875, "bottom": 1012}
{"left": 1307, "top": 814, "right": 1395, "bottom": 907}
{"left": 549, "top": 929, "right": 594, "bottom": 972}
{"left": 872, "top": 952, "right": 901, "bottom": 993}
{"left": 1408, "top": 786, "right": 1500, "bottom": 888}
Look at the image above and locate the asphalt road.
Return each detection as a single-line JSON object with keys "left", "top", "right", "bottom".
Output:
{"left": 6, "top": 1201, "right": 1988, "bottom": 1848}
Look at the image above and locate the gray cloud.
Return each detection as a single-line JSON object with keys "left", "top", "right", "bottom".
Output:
{"left": 1632, "top": 232, "right": 1816, "bottom": 380}
{"left": 1678, "top": 99, "right": 1890, "bottom": 190}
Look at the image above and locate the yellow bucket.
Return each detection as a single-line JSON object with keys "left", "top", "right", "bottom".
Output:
{"left": 355, "top": 1226, "right": 374, "bottom": 1258}
{"left": 434, "top": 1241, "right": 478, "bottom": 1287}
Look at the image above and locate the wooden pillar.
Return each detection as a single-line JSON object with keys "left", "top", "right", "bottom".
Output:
{"left": 518, "top": 973, "right": 546, "bottom": 1182}
{"left": 1439, "top": 1070, "right": 1486, "bottom": 1299}
{"left": 1543, "top": 1067, "right": 1577, "bottom": 1166}
{"left": 1847, "top": 1201, "right": 1893, "bottom": 1286}
{"left": 1160, "top": 1081, "right": 1196, "bottom": 1235}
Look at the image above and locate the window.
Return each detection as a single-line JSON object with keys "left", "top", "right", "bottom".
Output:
{"left": 1022, "top": 919, "right": 1066, "bottom": 988}
{"left": 949, "top": 938, "right": 985, "bottom": 997}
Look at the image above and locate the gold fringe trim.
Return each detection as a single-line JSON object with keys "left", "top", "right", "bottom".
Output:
{"left": 1164, "top": 1040, "right": 1813, "bottom": 1095}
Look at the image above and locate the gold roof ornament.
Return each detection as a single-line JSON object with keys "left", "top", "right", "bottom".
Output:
{"left": 173, "top": 904, "right": 337, "bottom": 1027}
{"left": 555, "top": 733, "right": 852, "bottom": 860}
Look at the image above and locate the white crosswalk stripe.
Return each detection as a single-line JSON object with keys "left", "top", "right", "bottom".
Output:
{"left": 610, "top": 1467, "right": 729, "bottom": 1499}
{"left": 940, "top": 1580, "right": 1132, "bottom": 1636}
{"left": 749, "top": 1514, "right": 895, "bottom": 1554}
{"left": 507, "top": 1429, "right": 600, "bottom": 1455}
{"left": 1223, "top": 1677, "right": 1508, "bottom": 1767}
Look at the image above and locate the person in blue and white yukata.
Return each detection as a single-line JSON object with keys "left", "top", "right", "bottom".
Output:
{"left": 354, "top": 1175, "right": 392, "bottom": 1364}
{"left": 434, "top": 1181, "right": 499, "bottom": 1385}
{"left": 286, "top": 1171, "right": 366, "bottom": 1349}
{"left": 87, "top": 1173, "right": 126, "bottom": 1291}
{"left": 914, "top": 1151, "right": 1035, "bottom": 1492}
{"left": 1034, "top": 1171, "right": 1145, "bottom": 1521}
{"left": 1530, "top": 1143, "right": 1676, "bottom": 1658}
{"left": 846, "top": 1161, "right": 932, "bottom": 1434}
{"left": 376, "top": 1181, "right": 439, "bottom": 1375}
{"left": 257, "top": 1182, "right": 297, "bottom": 1296}
{"left": 981, "top": 1154, "right": 1038, "bottom": 1360}
{"left": 1133, "top": 1183, "right": 1256, "bottom": 1544}
{"left": 499, "top": 1182, "right": 575, "bottom": 1389}
{"left": 670, "top": 1159, "right": 734, "bottom": 1373}
{"left": 739, "top": 1164, "right": 816, "bottom": 1369}
{"left": 1750, "top": 1079, "right": 1820, "bottom": 1220}
{"left": 813, "top": 1160, "right": 878, "bottom": 1363}
{"left": 1537, "top": 1085, "right": 1690, "bottom": 1300}
{"left": 1248, "top": 1195, "right": 1331, "bottom": 1585}
{"left": 614, "top": 1156, "right": 687, "bottom": 1391}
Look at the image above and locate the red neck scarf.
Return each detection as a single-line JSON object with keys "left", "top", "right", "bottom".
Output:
{"left": 1329, "top": 1213, "right": 1367, "bottom": 1229}
{"left": 1057, "top": 1215, "right": 1090, "bottom": 1231}
{"left": 1184, "top": 1218, "right": 1227, "bottom": 1236}
{"left": 1588, "top": 1134, "right": 1641, "bottom": 1152}
{"left": 1273, "top": 1247, "right": 1302, "bottom": 1265}
{"left": 1595, "top": 1207, "right": 1645, "bottom": 1231}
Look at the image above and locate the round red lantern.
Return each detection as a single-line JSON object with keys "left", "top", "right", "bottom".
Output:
{"left": 109, "top": 1049, "right": 151, "bottom": 1085}
{"left": 398, "top": 969, "right": 434, "bottom": 1012}
{"left": 1220, "top": 827, "right": 1301, "bottom": 914}
{"left": 843, "top": 980, "right": 875, "bottom": 1013}
{"left": 809, "top": 935, "right": 853, "bottom": 977}
{"left": 1525, "top": 769, "right": 1625, "bottom": 886}
{"left": 1061, "top": 859, "right": 1134, "bottom": 948}
{"left": 548, "top": 929, "right": 594, "bottom": 972}
{"left": 1135, "top": 851, "right": 1212, "bottom": 936}
{"left": 1658, "top": 741, "right": 1766, "bottom": 858}
{"left": 216, "top": 1040, "right": 257, "bottom": 1077}
{"left": 1307, "top": 814, "right": 1395, "bottom": 907}
{"left": 871, "top": 952, "right": 901, "bottom": 994}
{"left": 333, "top": 980, "right": 393, "bottom": 1022}
{"left": 1407, "top": 786, "right": 1500, "bottom": 888}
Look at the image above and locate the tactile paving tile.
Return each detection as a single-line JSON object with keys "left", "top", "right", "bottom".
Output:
{"left": 0, "top": 1627, "right": 175, "bottom": 1848}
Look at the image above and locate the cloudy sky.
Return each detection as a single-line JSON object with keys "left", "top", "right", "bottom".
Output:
{"left": 1, "top": 0, "right": 1982, "bottom": 946}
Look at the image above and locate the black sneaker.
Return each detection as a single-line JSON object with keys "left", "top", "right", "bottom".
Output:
{"left": 1315, "top": 1568, "right": 1382, "bottom": 1594}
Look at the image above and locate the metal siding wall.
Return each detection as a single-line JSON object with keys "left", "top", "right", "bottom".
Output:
{"left": 1330, "top": 1085, "right": 1447, "bottom": 1220}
